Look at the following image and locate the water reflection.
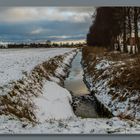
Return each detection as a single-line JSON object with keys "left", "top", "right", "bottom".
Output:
{"left": 64, "top": 51, "right": 89, "bottom": 96}
{"left": 64, "top": 51, "right": 99, "bottom": 118}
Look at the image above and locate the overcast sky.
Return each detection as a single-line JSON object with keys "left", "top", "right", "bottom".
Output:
{"left": 0, "top": 7, "right": 95, "bottom": 43}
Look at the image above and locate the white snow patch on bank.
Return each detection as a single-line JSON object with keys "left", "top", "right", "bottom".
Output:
{"left": 55, "top": 50, "right": 77, "bottom": 77}
{"left": 95, "top": 59, "right": 113, "bottom": 70}
{"left": 33, "top": 80, "right": 76, "bottom": 122}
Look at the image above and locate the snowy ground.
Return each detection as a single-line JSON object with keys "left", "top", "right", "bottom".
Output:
{"left": 1, "top": 114, "right": 140, "bottom": 134}
{"left": 0, "top": 48, "right": 74, "bottom": 87}
{"left": 0, "top": 48, "right": 140, "bottom": 134}
{"left": 1, "top": 79, "right": 140, "bottom": 134}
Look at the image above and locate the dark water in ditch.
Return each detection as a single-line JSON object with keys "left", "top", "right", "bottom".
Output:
{"left": 64, "top": 51, "right": 99, "bottom": 118}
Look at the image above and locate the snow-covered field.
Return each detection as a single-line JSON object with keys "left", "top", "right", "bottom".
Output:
{"left": 0, "top": 48, "right": 140, "bottom": 134}
{"left": 0, "top": 48, "right": 74, "bottom": 87}
{"left": 0, "top": 48, "right": 80, "bottom": 133}
{"left": 1, "top": 78, "right": 140, "bottom": 134}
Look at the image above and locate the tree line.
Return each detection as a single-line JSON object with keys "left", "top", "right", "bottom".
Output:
{"left": 0, "top": 41, "right": 86, "bottom": 49}
{"left": 87, "top": 7, "right": 140, "bottom": 53}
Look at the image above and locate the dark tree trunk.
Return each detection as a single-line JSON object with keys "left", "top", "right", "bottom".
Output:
{"left": 134, "top": 7, "right": 139, "bottom": 53}
{"left": 128, "top": 8, "right": 133, "bottom": 53}
{"left": 123, "top": 8, "right": 127, "bottom": 52}
{"left": 128, "top": 10, "right": 132, "bottom": 37}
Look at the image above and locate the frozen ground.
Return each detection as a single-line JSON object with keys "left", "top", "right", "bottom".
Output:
{"left": 0, "top": 48, "right": 74, "bottom": 87}
{"left": 0, "top": 48, "right": 140, "bottom": 134}
{"left": 1, "top": 79, "right": 140, "bottom": 134}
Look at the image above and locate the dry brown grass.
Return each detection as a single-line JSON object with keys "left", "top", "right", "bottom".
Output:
{"left": 82, "top": 47, "right": 106, "bottom": 74}
{"left": 117, "top": 113, "right": 135, "bottom": 120}
{"left": 83, "top": 47, "right": 140, "bottom": 91}
{"left": 108, "top": 53, "right": 140, "bottom": 91}
{"left": 105, "top": 52, "right": 132, "bottom": 61}
{"left": 83, "top": 46, "right": 107, "bottom": 58}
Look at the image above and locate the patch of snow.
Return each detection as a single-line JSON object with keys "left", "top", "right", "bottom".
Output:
{"left": 95, "top": 60, "right": 113, "bottom": 70}
{"left": 33, "top": 80, "right": 76, "bottom": 122}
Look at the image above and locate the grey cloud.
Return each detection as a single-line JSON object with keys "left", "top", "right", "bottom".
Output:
{"left": 0, "top": 7, "right": 93, "bottom": 43}
{"left": 55, "top": 7, "right": 95, "bottom": 14}
{"left": 0, "top": 7, "right": 94, "bottom": 23}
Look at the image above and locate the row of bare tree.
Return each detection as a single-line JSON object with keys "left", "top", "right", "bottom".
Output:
{"left": 87, "top": 7, "right": 140, "bottom": 53}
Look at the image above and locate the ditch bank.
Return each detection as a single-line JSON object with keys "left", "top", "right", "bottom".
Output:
{"left": 81, "top": 48, "right": 114, "bottom": 118}
{"left": 64, "top": 50, "right": 112, "bottom": 118}
{"left": 82, "top": 47, "right": 140, "bottom": 120}
{"left": 0, "top": 49, "right": 78, "bottom": 123}
{"left": 83, "top": 78, "right": 113, "bottom": 118}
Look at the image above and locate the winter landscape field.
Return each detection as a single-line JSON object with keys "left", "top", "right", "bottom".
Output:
{"left": 1, "top": 7, "right": 140, "bottom": 134}
{"left": 0, "top": 47, "right": 140, "bottom": 134}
